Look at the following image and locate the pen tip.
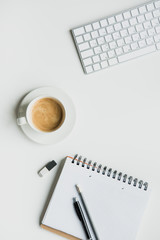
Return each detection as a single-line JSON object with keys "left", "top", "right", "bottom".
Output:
{"left": 75, "top": 184, "right": 81, "bottom": 193}
{"left": 73, "top": 197, "right": 77, "bottom": 202}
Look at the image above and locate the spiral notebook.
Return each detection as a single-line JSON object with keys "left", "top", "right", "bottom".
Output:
{"left": 41, "top": 155, "right": 150, "bottom": 240}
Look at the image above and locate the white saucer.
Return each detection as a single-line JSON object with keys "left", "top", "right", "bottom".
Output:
{"left": 17, "top": 87, "right": 76, "bottom": 144}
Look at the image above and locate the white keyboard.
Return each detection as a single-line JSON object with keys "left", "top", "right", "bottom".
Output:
{"left": 72, "top": 0, "right": 160, "bottom": 74}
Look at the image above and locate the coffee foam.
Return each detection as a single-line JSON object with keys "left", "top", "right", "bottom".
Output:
{"left": 31, "top": 98, "right": 65, "bottom": 132}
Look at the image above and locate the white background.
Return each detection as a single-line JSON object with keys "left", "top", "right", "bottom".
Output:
{"left": 0, "top": 0, "right": 160, "bottom": 239}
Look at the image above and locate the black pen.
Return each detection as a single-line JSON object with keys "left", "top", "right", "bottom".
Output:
{"left": 75, "top": 185, "right": 99, "bottom": 240}
{"left": 73, "top": 197, "right": 92, "bottom": 240}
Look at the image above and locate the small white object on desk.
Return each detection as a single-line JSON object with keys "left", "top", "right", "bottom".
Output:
{"left": 38, "top": 160, "right": 57, "bottom": 177}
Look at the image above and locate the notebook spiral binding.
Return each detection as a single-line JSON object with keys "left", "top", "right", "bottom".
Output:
{"left": 71, "top": 154, "right": 148, "bottom": 191}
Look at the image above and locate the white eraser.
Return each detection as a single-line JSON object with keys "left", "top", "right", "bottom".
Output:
{"left": 38, "top": 167, "right": 48, "bottom": 177}
{"left": 38, "top": 160, "right": 57, "bottom": 177}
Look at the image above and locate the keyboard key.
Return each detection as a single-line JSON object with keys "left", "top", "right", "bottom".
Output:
{"left": 140, "top": 30, "right": 148, "bottom": 39}
{"left": 120, "top": 29, "right": 128, "bottom": 37}
{"left": 155, "top": 0, "right": 160, "bottom": 8}
{"left": 109, "top": 41, "right": 117, "bottom": 49}
{"left": 123, "top": 45, "right": 131, "bottom": 53}
{"left": 147, "top": 3, "right": 155, "bottom": 11}
{"left": 138, "top": 40, "right": 146, "bottom": 48}
{"left": 102, "top": 44, "right": 109, "bottom": 51}
{"left": 128, "top": 26, "right": 136, "bottom": 34}
{"left": 122, "top": 20, "right": 129, "bottom": 28}
{"left": 105, "top": 34, "right": 113, "bottom": 42}
{"left": 101, "top": 61, "right": 108, "bottom": 68}
{"left": 90, "top": 39, "right": 97, "bottom": 47}
{"left": 143, "top": 21, "right": 152, "bottom": 29}
{"left": 148, "top": 28, "right": 156, "bottom": 36}
{"left": 85, "top": 24, "right": 93, "bottom": 32}
{"left": 155, "top": 26, "right": 160, "bottom": 33}
{"left": 85, "top": 66, "right": 93, "bottom": 73}
{"left": 117, "top": 38, "right": 125, "bottom": 47}
{"left": 153, "top": 9, "right": 160, "bottom": 17}
{"left": 108, "top": 50, "right": 115, "bottom": 58}
{"left": 118, "top": 45, "right": 156, "bottom": 62}
{"left": 74, "top": 27, "right": 85, "bottom": 36}
{"left": 154, "top": 34, "right": 160, "bottom": 42}
{"left": 99, "top": 28, "right": 107, "bottom": 36}
{"left": 97, "top": 37, "right": 105, "bottom": 45}
{"left": 106, "top": 25, "right": 114, "bottom": 33}
{"left": 79, "top": 42, "right": 90, "bottom": 51}
{"left": 139, "top": 6, "right": 147, "bottom": 14}
{"left": 114, "top": 23, "right": 122, "bottom": 31}
{"left": 115, "top": 47, "right": 123, "bottom": 55}
{"left": 131, "top": 9, "right": 139, "bottom": 16}
{"left": 81, "top": 49, "right": 94, "bottom": 59}
{"left": 93, "top": 22, "right": 100, "bottom": 30}
{"left": 145, "top": 12, "right": 153, "bottom": 20}
{"left": 123, "top": 11, "right": 131, "bottom": 19}
{"left": 100, "top": 19, "right": 108, "bottom": 27}
{"left": 91, "top": 31, "right": 99, "bottom": 38}
{"left": 129, "top": 18, "right": 137, "bottom": 25}
{"left": 156, "top": 42, "right": 160, "bottom": 49}
{"left": 76, "top": 36, "right": 83, "bottom": 44}
{"left": 137, "top": 15, "right": 145, "bottom": 23}
{"left": 108, "top": 16, "right": 116, "bottom": 25}
{"left": 92, "top": 55, "right": 100, "bottom": 63}
{"left": 100, "top": 52, "right": 108, "bottom": 60}
{"left": 132, "top": 33, "right": 140, "bottom": 41}
{"left": 108, "top": 57, "right": 118, "bottom": 65}
{"left": 125, "top": 36, "right": 132, "bottom": 44}
{"left": 84, "top": 33, "right": 91, "bottom": 41}
{"left": 113, "top": 32, "right": 120, "bottom": 40}
{"left": 151, "top": 18, "right": 159, "bottom": 26}
{"left": 83, "top": 58, "right": 92, "bottom": 66}
{"left": 116, "top": 14, "right": 123, "bottom": 22}
{"left": 93, "top": 63, "right": 101, "bottom": 71}
{"left": 146, "top": 37, "right": 154, "bottom": 45}
{"left": 136, "top": 24, "right": 143, "bottom": 32}
{"left": 94, "top": 46, "right": 102, "bottom": 54}
{"left": 131, "top": 42, "right": 138, "bottom": 50}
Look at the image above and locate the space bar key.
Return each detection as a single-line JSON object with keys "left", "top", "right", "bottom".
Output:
{"left": 118, "top": 45, "right": 156, "bottom": 63}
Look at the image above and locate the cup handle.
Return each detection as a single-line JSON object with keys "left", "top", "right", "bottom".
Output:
{"left": 17, "top": 117, "right": 27, "bottom": 126}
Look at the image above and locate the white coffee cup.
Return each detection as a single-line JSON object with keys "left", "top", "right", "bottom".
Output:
{"left": 17, "top": 96, "right": 66, "bottom": 134}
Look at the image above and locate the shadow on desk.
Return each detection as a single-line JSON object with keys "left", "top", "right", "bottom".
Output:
{"left": 39, "top": 158, "right": 66, "bottom": 224}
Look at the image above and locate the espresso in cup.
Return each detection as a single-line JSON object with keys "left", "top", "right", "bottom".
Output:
{"left": 31, "top": 97, "right": 65, "bottom": 132}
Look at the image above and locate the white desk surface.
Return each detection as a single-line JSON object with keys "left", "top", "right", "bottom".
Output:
{"left": 0, "top": 0, "right": 160, "bottom": 239}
